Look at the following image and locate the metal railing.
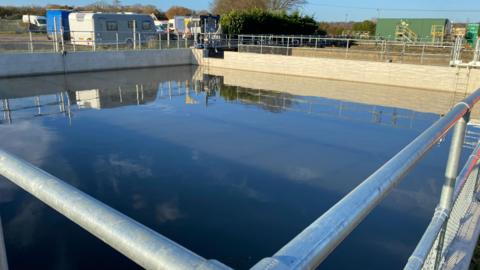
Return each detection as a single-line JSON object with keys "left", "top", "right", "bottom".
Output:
{"left": 0, "top": 149, "right": 231, "bottom": 270}
{"left": 237, "top": 35, "right": 480, "bottom": 67}
{"left": 0, "top": 29, "right": 197, "bottom": 54}
{"left": 249, "top": 88, "right": 480, "bottom": 270}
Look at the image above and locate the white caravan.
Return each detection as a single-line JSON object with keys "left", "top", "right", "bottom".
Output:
{"left": 68, "top": 12, "right": 157, "bottom": 47}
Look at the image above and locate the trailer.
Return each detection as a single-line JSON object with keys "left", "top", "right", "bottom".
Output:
{"left": 46, "top": 10, "right": 72, "bottom": 40}
{"left": 68, "top": 13, "right": 157, "bottom": 47}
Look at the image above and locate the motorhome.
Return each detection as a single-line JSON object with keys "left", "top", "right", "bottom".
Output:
{"left": 68, "top": 12, "right": 157, "bottom": 47}
{"left": 22, "top": 15, "right": 47, "bottom": 32}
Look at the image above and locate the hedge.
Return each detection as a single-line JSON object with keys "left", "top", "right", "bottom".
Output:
{"left": 221, "top": 9, "right": 318, "bottom": 35}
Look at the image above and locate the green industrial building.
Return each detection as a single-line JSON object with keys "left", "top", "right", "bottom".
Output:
{"left": 375, "top": 18, "right": 450, "bottom": 42}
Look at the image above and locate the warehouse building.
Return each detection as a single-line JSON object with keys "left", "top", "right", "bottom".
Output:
{"left": 375, "top": 18, "right": 450, "bottom": 43}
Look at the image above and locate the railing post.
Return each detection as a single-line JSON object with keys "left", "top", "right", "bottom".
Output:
{"left": 177, "top": 33, "right": 180, "bottom": 49}
{"left": 435, "top": 110, "right": 470, "bottom": 268}
{"left": 28, "top": 30, "right": 33, "bottom": 53}
{"left": 159, "top": 33, "right": 162, "bottom": 50}
{"left": 346, "top": 39, "right": 350, "bottom": 59}
{"left": 92, "top": 31, "right": 96, "bottom": 52}
{"left": 260, "top": 36, "right": 263, "bottom": 54}
{"left": 421, "top": 43, "right": 426, "bottom": 64}
{"left": 0, "top": 216, "right": 8, "bottom": 270}
{"left": 116, "top": 32, "right": 119, "bottom": 51}
{"left": 53, "top": 17, "right": 58, "bottom": 53}
{"left": 72, "top": 32, "right": 76, "bottom": 52}
{"left": 133, "top": 20, "right": 136, "bottom": 50}
{"left": 167, "top": 31, "right": 170, "bottom": 48}
{"left": 60, "top": 27, "right": 65, "bottom": 52}
{"left": 286, "top": 36, "right": 290, "bottom": 56}
{"left": 138, "top": 33, "right": 142, "bottom": 50}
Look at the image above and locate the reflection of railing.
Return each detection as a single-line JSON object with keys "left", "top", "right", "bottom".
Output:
{"left": 0, "top": 92, "right": 72, "bottom": 125}
{"left": 228, "top": 87, "right": 431, "bottom": 129}
{"left": 249, "top": 89, "right": 480, "bottom": 270}
{"left": 2, "top": 79, "right": 480, "bottom": 269}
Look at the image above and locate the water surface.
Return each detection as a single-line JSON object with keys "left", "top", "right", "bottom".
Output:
{"left": 0, "top": 66, "right": 468, "bottom": 269}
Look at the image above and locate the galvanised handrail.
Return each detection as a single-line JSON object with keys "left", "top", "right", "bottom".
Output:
{"left": 0, "top": 149, "right": 231, "bottom": 270}
{"left": 404, "top": 141, "right": 480, "bottom": 269}
{"left": 251, "top": 88, "right": 480, "bottom": 270}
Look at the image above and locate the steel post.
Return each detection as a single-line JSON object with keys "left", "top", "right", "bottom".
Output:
{"left": 28, "top": 31, "right": 33, "bottom": 53}
{"left": 346, "top": 39, "right": 350, "bottom": 58}
{"left": 133, "top": 21, "right": 136, "bottom": 50}
{"left": 60, "top": 28, "right": 65, "bottom": 52}
{"left": 138, "top": 33, "right": 141, "bottom": 50}
{"left": 167, "top": 31, "right": 170, "bottom": 48}
{"left": 434, "top": 111, "right": 470, "bottom": 268}
{"left": 159, "top": 33, "right": 162, "bottom": 50}
{"left": 0, "top": 216, "right": 8, "bottom": 270}
{"left": 53, "top": 17, "right": 58, "bottom": 52}
{"left": 260, "top": 36, "right": 263, "bottom": 54}
{"left": 286, "top": 37, "right": 290, "bottom": 56}
{"left": 116, "top": 32, "right": 119, "bottom": 51}
{"left": 421, "top": 44, "right": 426, "bottom": 64}
{"left": 177, "top": 33, "right": 180, "bottom": 48}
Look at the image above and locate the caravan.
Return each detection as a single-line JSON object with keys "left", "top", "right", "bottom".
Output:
{"left": 69, "top": 13, "right": 157, "bottom": 47}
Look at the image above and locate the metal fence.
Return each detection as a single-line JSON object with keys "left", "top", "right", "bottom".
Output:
{"left": 0, "top": 29, "right": 197, "bottom": 53}
{"left": 238, "top": 35, "right": 480, "bottom": 67}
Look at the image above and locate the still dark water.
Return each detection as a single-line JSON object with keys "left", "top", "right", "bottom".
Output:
{"left": 0, "top": 66, "right": 466, "bottom": 269}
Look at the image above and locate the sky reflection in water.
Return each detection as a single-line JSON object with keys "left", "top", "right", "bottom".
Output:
{"left": 0, "top": 66, "right": 466, "bottom": 270}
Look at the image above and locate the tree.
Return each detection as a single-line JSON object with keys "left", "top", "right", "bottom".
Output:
{"left": 221, "top": 9, "right": 317, "bottom": 35}
{"left": 268, "top": 0, "right": 307, "bottom": 11}
{"left": 211, "top": 0, "right": 306, "bottom": 15}
{"left": 211, "top": 0, "right": 268, "bottom": 15}
{"left": 165, "top": 6, "right": 192, "bottom": 19}
{"left": 352, "top": 20, "right": 376, "bottom": 34}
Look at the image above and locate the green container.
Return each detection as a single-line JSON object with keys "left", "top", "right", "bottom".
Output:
{"left": 375, "top": 18, "right": 449, "bottom": 41}
{"left": 466, "top": 23, "right": 479, "bottom": 47}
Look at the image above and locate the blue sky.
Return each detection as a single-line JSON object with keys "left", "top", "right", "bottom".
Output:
{"left": 3, "top": 0, "right": 480, "bottom": 22}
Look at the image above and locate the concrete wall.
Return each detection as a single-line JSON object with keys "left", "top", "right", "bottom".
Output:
{"left": 0, "top": 49, "right": 192, "bottom": 78}
{"left": 193, "top": 50, "right": 480, "bottom": 93}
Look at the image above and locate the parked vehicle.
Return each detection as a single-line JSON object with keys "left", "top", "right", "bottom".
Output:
{"left": 22, "top": 15, "right": 47, "bottom": 32}
{"left": 168, "top": 16, "right": 186, "bottom": 34}
{"left": 46, "top": 10, "right": 72, "bottom": 40}
{"left": 68, "top": 12, "right": 157, "bottom": 47}
{"left": 154, "top": 20, "right": 169, "bottom": 33}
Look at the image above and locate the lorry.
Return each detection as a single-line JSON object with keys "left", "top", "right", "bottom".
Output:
{"left": 46, "top": 10, "right": 72, "bottom": 40}
{"left": 22, "top": 15, "right": 47, "bottom": 32}
{"left": 68, "top": 13, "right": 157, "bottom": 47}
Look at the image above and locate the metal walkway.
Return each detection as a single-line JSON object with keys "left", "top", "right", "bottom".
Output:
{"left": 0, "top": 89, "right": 480, "bottom": 269}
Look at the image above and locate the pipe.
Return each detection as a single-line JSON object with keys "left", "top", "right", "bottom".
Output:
{"left": 251, "top": 89, "right": 480, "bottom": 270}
{"left": 0, "top": 149, "right": 231, "bottom": 270}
